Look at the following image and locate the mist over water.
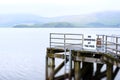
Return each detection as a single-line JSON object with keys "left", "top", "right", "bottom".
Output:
{"left": 0, "top": 28, "right": 120, "bottom": 80}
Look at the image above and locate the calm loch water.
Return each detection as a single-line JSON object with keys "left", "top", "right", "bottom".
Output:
{"left": 0, "top": 28, "right": 120, "bottom": 80}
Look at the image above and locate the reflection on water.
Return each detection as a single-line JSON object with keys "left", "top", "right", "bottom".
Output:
{"left": 0, "top": 28, "right": 120, "bottom": 80}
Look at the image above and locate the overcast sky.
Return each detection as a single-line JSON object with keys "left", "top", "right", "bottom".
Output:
{"left": 0, "top": 0, "right": 120, "bottom": 17}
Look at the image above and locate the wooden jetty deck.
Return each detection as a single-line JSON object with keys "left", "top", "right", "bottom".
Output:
{"left": 46, "top": 33, "right": 120, "bottom": 80}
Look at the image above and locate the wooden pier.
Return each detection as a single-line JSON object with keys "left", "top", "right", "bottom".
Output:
{"left": 46, "top": 33, "right": 120, "bottom": 80}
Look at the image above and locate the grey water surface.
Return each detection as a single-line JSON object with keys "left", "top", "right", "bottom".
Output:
{"left": 0, "top": 28, "right": 120, "bottom": 80}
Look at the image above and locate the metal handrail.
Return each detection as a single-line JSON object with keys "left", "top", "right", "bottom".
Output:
{"left": 50, "top": 33, "right": 120, "bottom": 55}
{"left": 50, "top": 33, "right": 83, "bottom": 49}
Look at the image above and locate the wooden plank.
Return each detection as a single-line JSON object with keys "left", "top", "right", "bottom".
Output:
{"left": 106, "top": 63, "right": 113, "bottom": 80}
{"left": 74, "top": 61, "right": 81, "bottom": 80}
{"left": 74, "top": 56, "right": 103, "bottom": 64}
{"left": 47, "top": 53, "right": 65, "bottom": 59}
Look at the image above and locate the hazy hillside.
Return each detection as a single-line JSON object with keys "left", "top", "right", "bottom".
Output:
{"left": 0, "top": 14, "right": 49, "bottom": 27}
{"left": 0, "top": 11, "right": 120, "bottom": 28}
{"left": 94, "top": 11, "right": 120, "bottom": 25}
{"left": 50, "top": 11, "right": 120, "bottom": 27}
{"left": 14, "top": 22, "right": 75, "bottom": 28}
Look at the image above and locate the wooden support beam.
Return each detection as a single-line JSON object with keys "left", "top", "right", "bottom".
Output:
{"left": 46, "top": 56, "right": 48, "bottom": 80}
{"left": 47, "top": 48, "right": 65, "bottom": 53}
{"left": 94, "top": 64, "right": 104, "bottom": 80}
{"left": 106, "top": 63, "right": 113, "bottom": 80}
{"left": 102, "top": 54, "right": 120, "bottom": 68}
{"left": 74, "top": 61, "right": 81, "bottom": 80}
{"left": 54, "top": 69, "right": 74, "bottom": 80}
{"left": 82, "top": 62, "right": 93, "bottom": 80}
{"left": 54, "top": 60, "right": 68, "bottom": 75}
{"left": 93, "top": 70, "right": 106, "bottom": 79}
{"left": 47, "top": 53, "right": 65, "bottom": 59}
{"left": 98, "top": 71, "right": 106, "bottom": 79}
{"left": 113, "top": 67, "right": 119, "bottom": 80}
{"left": 47, "top": 49, "right": 55, "bottom": 80}
{"left": 74, "top": 51, "right": 81, "bottom": 80}
{"left": 48, "top": 57, "right": 55, "bottom": 80}
{"left": 96, "top": 64, "right": 103, "bottom": 73}
{"left": 74, "top": 56, "right": 102, "bottom": 64}
{"left": 55, "top": 73, "right": 69, "bottom": 80}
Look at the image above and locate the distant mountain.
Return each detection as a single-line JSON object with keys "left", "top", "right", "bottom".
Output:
{"left": 49, "top": 11, "right": 120, "bottom": 27}
{"left": 1, "top": 11, "right": 120, "bottom": 28}
{"left": 0, "top": 14, "right": 49, "bottom": 27}
{"left": 14, "top": 22, "right": 75, "bottom": 28}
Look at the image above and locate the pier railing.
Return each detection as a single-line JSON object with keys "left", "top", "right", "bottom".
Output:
{"left": 50, "top": 33, "right": 120, "bottom": 56}
{"left": 50, "top": 33, "right": 83, "bottom": 50}
{"left": 105, "top": 35, "right": 120, "bottom": 55}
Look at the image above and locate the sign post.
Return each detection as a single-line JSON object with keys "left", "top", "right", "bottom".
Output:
{"left": 83, "top": 34, "right": 97, "bottom": 50}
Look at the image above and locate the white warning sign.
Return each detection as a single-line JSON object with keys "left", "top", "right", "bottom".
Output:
{"left": 83, "top": 34, "right": 97, "bottom": 50}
